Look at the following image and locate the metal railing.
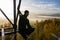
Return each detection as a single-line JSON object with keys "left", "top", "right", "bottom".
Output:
{"left": 0, "top": 28, "right": 17, "bottom": 40}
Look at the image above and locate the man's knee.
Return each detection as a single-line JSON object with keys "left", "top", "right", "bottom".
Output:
{"left": 27, "top": 28, "right": 35, "bottom": 35}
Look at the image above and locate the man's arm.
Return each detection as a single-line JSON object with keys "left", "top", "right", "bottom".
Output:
{"left": 27, "top": 20, "right": 32, "bottom": 28}
{"left": 17, "top": 10, "right": 22, "bottom": 15}
{"left": 17, "top": 0, "right": 21, "bottom": 10}
{"left": 17, "top": 0, "right": 22, "bottom": 15}
{"left": 17, "top": 0, "right": 22, "bottom": 18}
{"left": 16, "top": 0, "right": 22, "bottom": 24}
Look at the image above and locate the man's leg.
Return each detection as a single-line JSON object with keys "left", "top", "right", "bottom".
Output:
{"left": 20, "top": 33, "right": 28, "bottom": 40}
{"left": 19, "top": 30, "right": 28, "bottom": 40}
{"left": 27, "top": 28, "right": 35, "bottom": 35}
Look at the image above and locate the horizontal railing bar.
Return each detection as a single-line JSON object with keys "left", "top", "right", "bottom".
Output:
{"left": 0, "top": 28, "right": 18, "bottom": 36}
{"left": 0, "top": 28, "right": 13, "bottom": 30}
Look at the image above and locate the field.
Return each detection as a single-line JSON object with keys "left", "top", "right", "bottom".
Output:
{"left": 0, "top": 18, "right": 60, "bottom": 40}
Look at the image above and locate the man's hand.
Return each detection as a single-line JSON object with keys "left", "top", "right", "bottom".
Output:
{"left": 17, "top": 10, "right": 22, "bottom": 15}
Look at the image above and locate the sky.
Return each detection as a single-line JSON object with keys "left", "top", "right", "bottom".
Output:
{"left": 0, "top": 0, "right": 60, "bottom": 20}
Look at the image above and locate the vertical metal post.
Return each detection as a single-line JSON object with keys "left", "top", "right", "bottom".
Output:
{"left": 2, "top": 28, "right": 5, "bottom": 40}
{"left": 13, "top": 0, "right": 17, "bottom": 40}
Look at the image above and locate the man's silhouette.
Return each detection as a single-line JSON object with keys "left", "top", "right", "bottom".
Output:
{"left": 17, "top": 0, "right": 34, "bottom": 40}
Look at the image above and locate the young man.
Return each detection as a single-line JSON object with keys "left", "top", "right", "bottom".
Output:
{"left": 17, "top": 0, "right": 34, "bottom": 40}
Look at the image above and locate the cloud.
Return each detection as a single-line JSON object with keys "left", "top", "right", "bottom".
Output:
{"left": 32, "top": 2, "right": 60, "bottom": 14}
{"left": 38, "top": 13, "right": 60, "bottom": 17}
{"left": 31, "top": 3, "right": 56, "bottom": 9}
{"left": 20, "top": 0, "right": 60, "bottom": 14}
{"left": 0, "top": 0, "right": 60, "bottom": 19}
{"left": 19, "top": 0, "right": 60, "bottom": 20}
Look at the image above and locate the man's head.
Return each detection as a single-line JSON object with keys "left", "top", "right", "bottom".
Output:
{"left": 24, "top": 10, "right": 29, "bottom": 17}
